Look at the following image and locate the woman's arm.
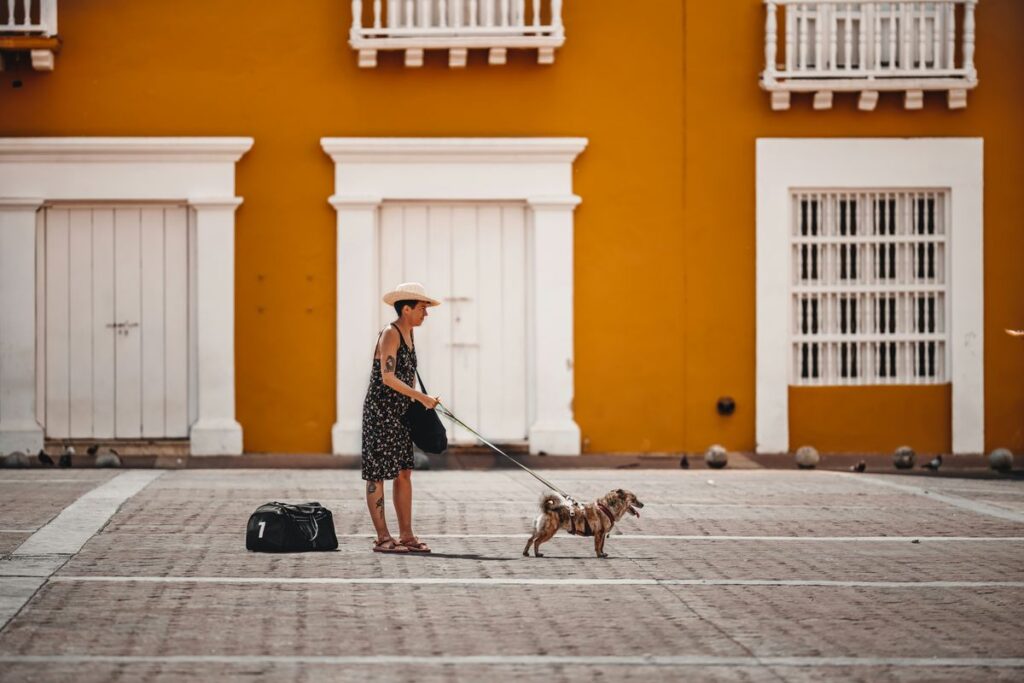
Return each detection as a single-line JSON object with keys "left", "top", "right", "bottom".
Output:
{"left": 379, "top": 327, "right": 439, "bottom": 409}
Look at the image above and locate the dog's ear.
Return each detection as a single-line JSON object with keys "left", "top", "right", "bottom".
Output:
{"left": 616, "top": 488, "right": 625, "bottom": 498}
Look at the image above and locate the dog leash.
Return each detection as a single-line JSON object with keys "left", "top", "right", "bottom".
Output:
{"left": 435, "top": 401, "right": 582, "bottom": 508}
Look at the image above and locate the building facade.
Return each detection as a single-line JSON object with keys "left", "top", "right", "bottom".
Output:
{"left": 0, "top": 0, "right": 1020, "bottom": 456}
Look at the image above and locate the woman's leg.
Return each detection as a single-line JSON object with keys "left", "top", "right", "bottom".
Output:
{"left": 393, "top": 468, "right": 414, "bottom": 541}
{"left": 365, "top": 480, "right": 391, "bottom": 542}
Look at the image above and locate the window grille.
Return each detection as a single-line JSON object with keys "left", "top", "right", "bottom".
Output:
{"left": 790, "top": 190, "right": 948, "bottom": 386}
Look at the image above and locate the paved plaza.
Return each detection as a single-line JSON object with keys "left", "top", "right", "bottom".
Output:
{"left": 1, "top": 466, "right": 1023, "bottom": 681}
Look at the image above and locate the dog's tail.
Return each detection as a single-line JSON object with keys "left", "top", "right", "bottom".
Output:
{"left": 540, "top": 492, "right": 566, "bottom": 513}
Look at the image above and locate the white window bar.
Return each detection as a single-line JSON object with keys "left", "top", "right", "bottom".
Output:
{"left": 791, "top": 190, "right": 949, "bottom": 386}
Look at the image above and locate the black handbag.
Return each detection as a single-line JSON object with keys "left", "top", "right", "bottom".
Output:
{"left": 404, "top": 369, "right": 448, "bottom": 454}
{"left": 245, "top": 501, "right": 339, "bottom": 552}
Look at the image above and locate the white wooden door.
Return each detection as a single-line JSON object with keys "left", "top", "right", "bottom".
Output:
{"left": 379, "top": 203, "right": 528, "bottom": 444}
{"left": 40, "top": 206, "right": 190, "bottom": 439}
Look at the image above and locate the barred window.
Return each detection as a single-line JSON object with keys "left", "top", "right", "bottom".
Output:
{"left": 791, "top": 190, "right": 948, "bottom": 386}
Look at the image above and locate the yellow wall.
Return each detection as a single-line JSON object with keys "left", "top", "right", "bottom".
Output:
{"left": 683, "top": 0, "right": 1024, "bottom": 454}
{"left": 1, "top": 0, "right": 1020, "bottom": 454}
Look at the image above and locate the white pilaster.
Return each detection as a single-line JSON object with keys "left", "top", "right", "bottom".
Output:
{"left": 188, "top": 198, "right": 244, "bottom": 455}
{"left": 0, "top": 199, "right": 45, "bottom": 454}
{"left": 527, "top": 196, "right": 582, "bottom": 455}
{"left": 330, "top": 196, "right": 382, "bottom": 455}
{"left": 950, "top": 145, "right": 985, "bottom": 454}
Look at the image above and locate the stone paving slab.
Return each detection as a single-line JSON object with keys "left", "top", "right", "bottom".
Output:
{"left": 0, "top": 471, "right": 119, "bottom": 530}
{"left": 56, "top": 536, "right": 1024, "bottom": 583}
{"left": 0, "top": 662, "right": 780, "bottom": 683}
{"left": 2, "top": 660, "right": 1022, "bottom": 683}
{"left": 97, "top": 469, "right": 1024, "bottom": 538}
{"left": 2, "top": 581, "right": 1021, "bottom": 660}
{"left": 1, "top": 469, "right": 1022, "bottom": 683}
{"left": 0, "top": 535, "right": 29, "bottom": 559}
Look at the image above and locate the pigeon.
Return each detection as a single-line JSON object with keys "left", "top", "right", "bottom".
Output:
{"left": 58, "top": 446, "right": 74, "bottom": 468}
{"left": 679, "top": 454, "right": 689, "bottom": 469}
{"left": 86, "top": 444, "right": 100, "bottom": 457}
{"left": 849, "top": 459, "right": 866, "bottom": 473}
{"left": 37, "top": 449, "right": 54, "bottom": 467}
{"left": 922, "top": 455, "right": 942, "bottom": 471}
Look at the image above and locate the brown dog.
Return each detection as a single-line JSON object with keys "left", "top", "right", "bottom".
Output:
{"left": 522, "top": 489, "right": 644, "bottom": 558}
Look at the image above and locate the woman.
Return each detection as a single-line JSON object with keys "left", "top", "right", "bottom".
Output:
{"left": 362, "top": 282, "right": 441, "bottom": 554}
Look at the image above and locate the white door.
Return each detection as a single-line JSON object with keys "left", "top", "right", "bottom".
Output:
{"left": 379, "top": 202, "right": 528, "bottom": 444}
{"left": 39, "top": 206, "right": 190, "bottom": 439}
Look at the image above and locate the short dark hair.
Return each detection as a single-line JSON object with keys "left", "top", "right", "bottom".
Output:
{"left": 394, "top": 299, "right": 419, "bottom": 317}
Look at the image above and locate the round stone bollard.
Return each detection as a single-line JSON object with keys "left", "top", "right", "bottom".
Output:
{"left": 893, "top": 446, "right": 916, "bottom": 470}
{"left": 705, "top": 444, "right": 728, "bottom": 469}
{"left": 794, "top": 445, "right": 820, "bottom": 469}
{"left": 2, "top": 451, "right": 30, "bottom": 468}
{"left": 989, "top": 448, "right": 1014, "bottom": 473}
{"left": 95, "top": 450, "right": 122, "bottom": 468}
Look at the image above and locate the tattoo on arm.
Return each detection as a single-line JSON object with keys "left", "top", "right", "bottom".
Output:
{"left": 383, "top": 355, "right": 396, "bottom": 374}
{"left": 366, "top": 481, "right": 377, "bottom": 494}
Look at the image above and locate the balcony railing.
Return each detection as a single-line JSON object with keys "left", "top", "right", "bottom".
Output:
{"left": 349, "top": 0, "right": 565, "bottom": 67}
{"left": 0, "top": 0, "right": 58, "bottom": 70}
{"left": 0, "top": 0, "right": 56, "bottom": 34}
{"left": 761, "top": 1, "right": 978, "bottom": 110}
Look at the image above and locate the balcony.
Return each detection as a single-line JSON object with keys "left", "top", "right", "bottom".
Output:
{"left": 761, "top": 1, "right": 978, "bottom": 111}
{"left": 0, "top": 0, "right": 58, "bottom": 70}
{"left": 349, "top": 0, "right": 565, "bottom": 68}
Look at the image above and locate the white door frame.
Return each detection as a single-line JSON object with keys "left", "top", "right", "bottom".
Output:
{"left": 755, "top": 138, "right": 984, "bottom": 455}
{"left": 321, "top": 137, "right": 588, "bottom": 456}
{"left": 0, "top": 137, "right": 253, "bottom": 455}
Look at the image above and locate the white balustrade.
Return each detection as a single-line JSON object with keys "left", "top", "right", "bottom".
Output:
{"left": 349, "top": 0, "right": 565, "bottom": 67}
{"left": 761, "top": 1, "right": 978, "bottom": 110}
{"left": 1, "top": 0, "right": 57, "bottom": 34}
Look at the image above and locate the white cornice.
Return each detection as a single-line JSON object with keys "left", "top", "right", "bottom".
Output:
{"left": 0, "top": 197, "right": 45, "bottom": 209}
{"left": 320, "top": 137, "right": 588, "bottom": 164}
{"left": 0, "top": 138, "right": 255, "bottom": 163}
{"left": 328, "top": 195, "right": 383, "bottom": 209}
{"left": 188, "top": 197, "right": 244, "bottom": 211}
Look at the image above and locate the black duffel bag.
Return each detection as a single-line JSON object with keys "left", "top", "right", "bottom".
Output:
{"left": 245, "top": 501, "right": 338, "bottom": 552}
{"left": 404, "top": 369, "right": 448, "bottom": 454}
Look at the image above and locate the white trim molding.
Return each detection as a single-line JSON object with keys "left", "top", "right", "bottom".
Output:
{"left": 321, "top": 137, "right": 588, "bottom": 456}
{"left": 0, "top": 137, "right": 253, "bottom": 456}
{"left": 756, "top": 138, "right": 983, "bottom": 454}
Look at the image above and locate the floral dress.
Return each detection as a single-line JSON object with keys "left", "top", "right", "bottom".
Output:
{"left": 361, "top": 323, "right": 416, "bottom": 481}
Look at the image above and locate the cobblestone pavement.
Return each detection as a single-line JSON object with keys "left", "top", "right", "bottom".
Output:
{"left": 1, "top": 468, "right": 1022, "bottom": 682}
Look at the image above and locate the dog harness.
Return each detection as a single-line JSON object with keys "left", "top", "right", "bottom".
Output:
{"left": 568, "top": 502, "right": 617, "bottom": 536}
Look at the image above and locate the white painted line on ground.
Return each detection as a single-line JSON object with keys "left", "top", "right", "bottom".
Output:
{"left": 834, "top": 473, "right": 1024, "bottom": 524}
{"left": 334, "top": 533, "right": 1024, "bottom": 542}
{"left": 12, "top": 470, "right": 163, "bottom": 556}
{"left": 47, "top": 576, "right": 1024, "bottom": 588}
{"left": 0, "top": 479, "right": 108, "bottom": 484}
{"left": 0, "top": 654, "right": 1022, "bottom": 668}
{"left": 367, "top": 500, "right": 886, "bottom": 510}
{"left": 0, "top": 470, "right": 164, "bottom": 630}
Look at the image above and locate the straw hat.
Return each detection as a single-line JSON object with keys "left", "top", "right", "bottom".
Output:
{"left": 382, "top": 282, "right": 441, "bottom": 307}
